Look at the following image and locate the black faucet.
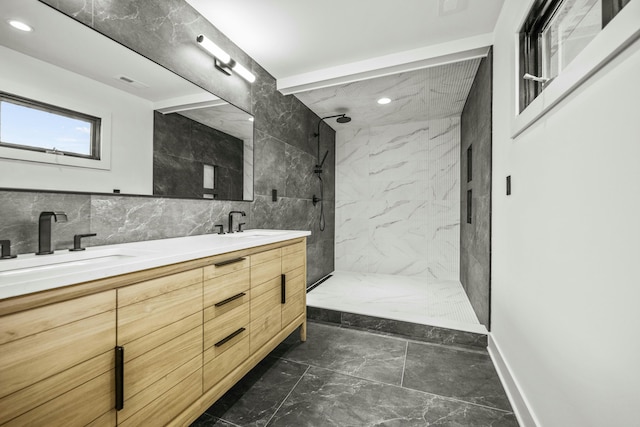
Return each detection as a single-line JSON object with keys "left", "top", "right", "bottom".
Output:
{"left": 213, "top": 225, "right": 224, "bottom": 235}
{"left": 70, "top": 233, "right": 97, "bottom": 251}
{"left": 36, "top": 211, "right": 68, "bottom": 255}
{"left": 228, "top": 210, "right": 246, "bottom": 233}
{"left": 0, "top": 240, "right": 17, "bottom": 259}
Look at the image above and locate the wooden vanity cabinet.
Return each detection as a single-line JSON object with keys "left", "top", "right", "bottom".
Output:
{"left": 0, "top": 291, "right": 117, "bottom": 426}
{"left": 0, "top": 236, "right": 307, "bottom": 426}
{"left": 116, "top": 269, "right": 203, "bottom": 427}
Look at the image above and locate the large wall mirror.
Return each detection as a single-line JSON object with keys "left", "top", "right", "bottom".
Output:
{"left": 0, "top": 0, "right": 253, "bottom": 201}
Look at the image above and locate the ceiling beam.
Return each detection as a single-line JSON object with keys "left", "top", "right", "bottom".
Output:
{"left": 278, "top": 33, "right": 492, "bottom": 95}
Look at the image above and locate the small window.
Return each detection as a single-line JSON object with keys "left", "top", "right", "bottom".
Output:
{"left": 466, "top": 190, "right": 472, "bottom": 224}
{"left": 0, "top": 92, "right": 100, "bottom": 159}
{"left": 519, "top": 0, "right": 630, "bottom": 112}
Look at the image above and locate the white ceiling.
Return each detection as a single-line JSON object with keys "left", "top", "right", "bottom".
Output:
{"left": 187, "top": 0, "right": 502, "bottom": 86}
{"left": 187, "top": 0, "right": 504, "bottom": 127}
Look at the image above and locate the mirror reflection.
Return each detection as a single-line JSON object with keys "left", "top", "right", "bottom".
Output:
{"left": 154, "top": 102, "right": 254, "bottom": 201}
{"left": 0, "top": 0, "right": 253, "bottom": 201}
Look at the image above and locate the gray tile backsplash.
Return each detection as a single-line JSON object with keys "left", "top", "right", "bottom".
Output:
{"left": 1, "top": 1, "right": 335, "bottom": 285}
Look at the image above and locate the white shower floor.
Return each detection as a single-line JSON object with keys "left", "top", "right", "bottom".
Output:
{"left": 307, "top": 271, "right": 487, "bottom": 334}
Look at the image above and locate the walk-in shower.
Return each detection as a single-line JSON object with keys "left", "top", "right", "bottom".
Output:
{"left": 312, "top": 114, "right": 351, "bottom": 231}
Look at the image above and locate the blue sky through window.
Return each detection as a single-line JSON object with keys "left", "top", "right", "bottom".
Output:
{"left": 0, "top": 100, "right": 92, "bottom": 155}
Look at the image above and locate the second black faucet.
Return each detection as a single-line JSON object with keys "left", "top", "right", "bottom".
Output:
{"left": 228, "top": 211, "right": 246, "bottom": 233}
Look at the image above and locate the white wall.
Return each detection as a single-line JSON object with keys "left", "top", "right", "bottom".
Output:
{"left": 491, "top": 2, "right": 640, "bottom": 426}
{"left": 335, "top": 118, "right": 460, "bottom": 279}
{"left": 0, "top": 46, "right": 153, "bottom": 195}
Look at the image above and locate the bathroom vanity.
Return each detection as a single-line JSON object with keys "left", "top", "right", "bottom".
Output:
{"left": 0, "top": 230, "right": 309, "bottom": 426}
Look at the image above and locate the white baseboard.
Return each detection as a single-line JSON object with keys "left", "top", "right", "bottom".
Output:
{"left": 488, "top": 334, "right": 539, "bottom": 427}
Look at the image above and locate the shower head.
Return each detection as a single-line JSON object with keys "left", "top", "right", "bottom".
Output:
{"left": 318, "top": 113, "right": 352, "bottom": 126}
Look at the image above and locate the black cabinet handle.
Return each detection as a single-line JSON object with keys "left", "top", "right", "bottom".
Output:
{"left": 214, "top": 257, "right": 246, "bottom": 267}
{"left": 281, "top": 274, "right": 286, "bottom": 304}
{"left": 115, "top": 346, "right": 124, "bottom": 411}
{"left": 214, "top": 292, "right": 246, "bottom": 307}
{"left": 214, "top": 327, "right": 246, "bottom": 347}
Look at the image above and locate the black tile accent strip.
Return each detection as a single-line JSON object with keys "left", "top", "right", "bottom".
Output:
{"left": 307, "top": 307, "right": 487, "bottom": 350}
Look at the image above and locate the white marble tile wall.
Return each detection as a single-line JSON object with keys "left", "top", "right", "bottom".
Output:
{"left": 335, "top": 118, "right": 460, "bottom": 280}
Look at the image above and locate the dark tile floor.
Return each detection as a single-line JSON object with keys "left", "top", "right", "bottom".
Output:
{"left": 192, "top": 321, "right": 519, "bottom": 427}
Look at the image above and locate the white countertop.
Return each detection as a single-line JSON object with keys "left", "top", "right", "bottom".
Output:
{"left": 0, "top": 229, "right": 311, "bottom": 300}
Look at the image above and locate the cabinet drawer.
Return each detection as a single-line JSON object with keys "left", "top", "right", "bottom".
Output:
{"left": 250, "top": 285, "right": 281, "bottom": 321}
{"left": 203, "top": 256, "right": 250, "bottom": 280}
{"left": 284, "top": 272, "right": 305, "bottom": 301}
{"left": 203, "top": 268, "right": 250, "bottom": 318}
{"left": 118, "top": 282, "right": 202, "bottom": 345}
{"left": 250, "top": 306, "right": 281, "bottom": 353}
{"left": 251, "top": 248, "right": 281, "bottom": 266}
{"left": 0, "top": 309, "right": 115, "bottom": 399}
{"left": 251, "top": 256, "right": 281, "bottom": 286}
{"left": 204, "top": 301, "right": 250, "bottom": 354}
{"left": 282, "top": 290, "right": 305, "bottom": 328}
{"left": 282, "top": 240, "right": 305, "bottom": 257}
{"left": 204, "top": 335, "right": 250, "bottom": 390}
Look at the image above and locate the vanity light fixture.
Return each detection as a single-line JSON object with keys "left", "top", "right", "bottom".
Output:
{"left": 196, "top": 34, "right": 255, "bottom": 83}
{"left": 377, "top": 97, "right": 391, "bottom": 105}
{"left": 8, "top": 20, "right": 33, "bottom": 32}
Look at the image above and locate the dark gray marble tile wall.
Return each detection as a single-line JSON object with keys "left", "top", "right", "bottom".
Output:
{"left": 460, "top": 48, "right": 493, "bottom": 328}
{"left": 0, "top": 0, "right": 335, "bottom": 284}
{"left": 153, "top": 112, "right": 244, "bottom": 200}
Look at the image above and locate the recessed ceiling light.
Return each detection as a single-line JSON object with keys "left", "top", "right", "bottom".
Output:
{"left": 377, "top": 97, "right": 391, "bottom": 105}
{"left": 248, "top": 117, "right": 254, "bottom": 122}
{"left": 8, "top": 20, "right": 33, "bottom": 32}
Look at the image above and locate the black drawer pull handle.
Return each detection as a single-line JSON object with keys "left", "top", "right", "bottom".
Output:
{"left": 214, "top": 257, "right": 246, "bottom": 267}
{"left": 115, "top": 346, "right": 124, "bottom": 411}
{"left": 215, "top": 327, "right": 246, "bottom": 347}
{"left": 214, "top": 292, "right": 246, "bottom": 307}
{"left": 281, "top": 274, "right": 286, "bottom": 304}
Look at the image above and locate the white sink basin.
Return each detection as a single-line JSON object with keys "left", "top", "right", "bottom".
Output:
{"left": 223, "top": 230, "right": 290, "bottom": 238}
{"left": 0, "top": 247, "right": 155, "bottom": 276}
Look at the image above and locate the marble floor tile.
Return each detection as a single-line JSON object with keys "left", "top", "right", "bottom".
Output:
{"left": 193, "top": 322, "right": 517, "bottom": 427}
{"left": 273, "top": 322, "right": 407, "bottom": 386}
{"left": 403, "top": 342, "right": 512, "bottom": 411}
{"left": 307, "top": 271, "right": 487, "bottom": 334}
{"left": 268, "top": 366, "right": 518, "bottom": 427}
{"left": 204, "top": 357, "right": 308, "bottom": 427}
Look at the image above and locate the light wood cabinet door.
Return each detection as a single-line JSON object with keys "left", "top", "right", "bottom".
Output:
{"left": 281, "top": 241, "right": 307, "bottom": 328}
{"left": 116, "top": 269, "right": 203, "bottom": 426}
{"left": 0, "top": 291, "right": 117, "bottom": 426}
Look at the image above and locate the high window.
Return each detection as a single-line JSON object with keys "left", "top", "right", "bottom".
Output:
{"left": 0, "top": 92, "right": 100, "bottom": 160}
{"left": 519, "top": 0, "right": 630, "bottom": 112}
